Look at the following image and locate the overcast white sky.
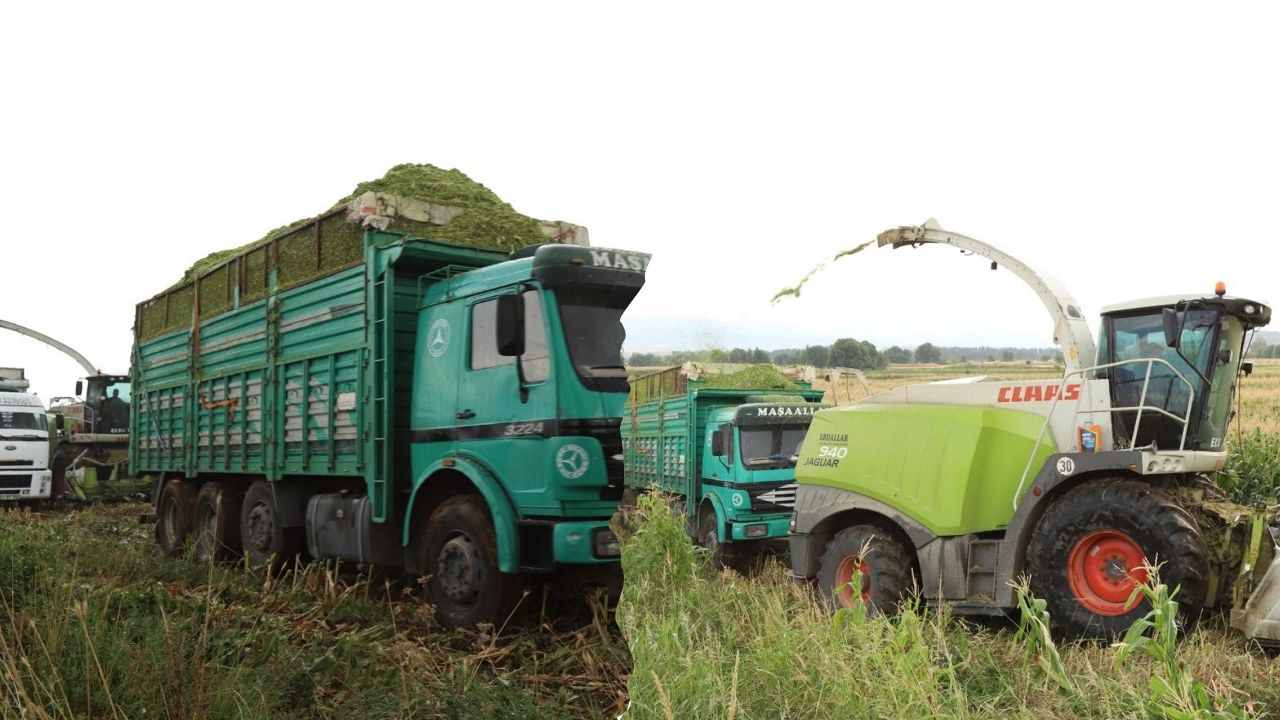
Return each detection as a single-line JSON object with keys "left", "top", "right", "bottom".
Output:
{"left": 2, "top": 2, "right": 1278, "bottom": 398}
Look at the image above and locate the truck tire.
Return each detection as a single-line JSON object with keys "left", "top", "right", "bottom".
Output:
{"left": 816, "top": 524, "right": 914, "bottom": 614}
{"left": 156, "top": 479, "right": 196, "bottom": 557}
{"left": 421, "top": 495, "right": 525, "bottom": 629}
{"left": 1027, "top": 480, "right": 1209, "bottom": 640}
{"left": 193, "top": 482, "right": 244, "bottom": 562}
{"left": 240, "top": 481, "right": 303, "bottom": 570}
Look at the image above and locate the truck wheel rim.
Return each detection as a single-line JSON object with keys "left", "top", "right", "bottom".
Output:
{"left": 437, "top": 533, "right": 482, "bottom": 605}
{"left": 244, "top": 503, "right": 275, "bottom": 555}
{"left": 834, "top": 556, "right": 871, "bottom": 607}
{"left": 1067, "top": 529, "right": 1147, "bottom": 616}
{"left": 195, "top": 503, "right": 215, "bottom": 555}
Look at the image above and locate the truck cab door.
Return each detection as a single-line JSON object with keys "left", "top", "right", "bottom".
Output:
{"left": 457, "top": 289, "right": 555, "bottom": 504}
{"left": 413, "top": 302, "right": 464, "bottom": 463}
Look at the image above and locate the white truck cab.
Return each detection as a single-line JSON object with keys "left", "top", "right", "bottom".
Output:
{"left": 0, "top": 368, "right": 53, "bottom": 501}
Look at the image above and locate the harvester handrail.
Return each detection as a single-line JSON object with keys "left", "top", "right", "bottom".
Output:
{"left": 1011, "top": 357, "right": 1196, "bottom": 511}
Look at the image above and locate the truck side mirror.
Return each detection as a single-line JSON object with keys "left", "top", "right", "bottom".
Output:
{"left": 1242, "top": 361, "right": 1254, "bottom": 377}
{"left": 75, "top": 380, "right": 83, "bottom": 396}
{"left": 711, "top": 430, "right": 724, "bottom": 456}
{"left": 55, "top": 414, "right": 64, "bottom": 430}
{"left": 1162, "top": 308, "right": 1180, "bottom": 348}
{"left": 496, "top": 294, "right": 525, "bottom": 357}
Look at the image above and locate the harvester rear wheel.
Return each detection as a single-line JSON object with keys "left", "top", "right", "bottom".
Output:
{"left": 817, "top": 524, "right": 914, "bottom": 614}
{"left": 421, "top": 495, "right": 526, "bottom": 629}
{"left": 193, "top": 482, "right": 244, "bottom": 562}
{"left": 156, "top": 479, "right": 196, "bottom": 557}
{"left": 1028, "top": 480, "right": 1209, "bottom": 640}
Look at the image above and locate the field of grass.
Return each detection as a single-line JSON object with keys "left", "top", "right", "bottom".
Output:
{"left": 2, "top": 361, "right": 1275, "bottom": 718}
{"left": 617, "top": 494, "right": 1280, "bottom": 720}
{"left": 0, "top": 505, "right": 628, "bottom": 719}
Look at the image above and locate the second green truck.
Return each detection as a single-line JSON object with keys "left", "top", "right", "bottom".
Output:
{"left": 623, "top": 366, "right": 824, "bottom": 566}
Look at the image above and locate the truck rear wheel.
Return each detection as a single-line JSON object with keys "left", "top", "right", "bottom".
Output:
{"left": 422, "top": 495, "right": 525, "bottom": 629}
{"left": 156, "top": 479, "right": 196, "bottom": 557}
{"left": 240, "top": 481, "right": 303, "bottom": 569}
{"left": 1028, "top": 480, "right": 1209, "bottom": 640}
{"left": 817, "top": 524, "right": 914, "bottom": 614}
{"left": 193, "top": 482, "right": 244, "bottom": 562}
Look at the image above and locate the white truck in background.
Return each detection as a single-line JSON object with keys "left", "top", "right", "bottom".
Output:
{"left": 0, "top": 367, "right": 53, "bottom": 501}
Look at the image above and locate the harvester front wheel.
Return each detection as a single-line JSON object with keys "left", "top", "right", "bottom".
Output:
{"left": 156, "top": 479, "right": 196, "bottom": 557}
{"left": 193, "top": 482, "right": 244, "bottom": 562}
{"left": 1028, "top": 480, "right": 1209, "bottom": 640}
{"left": 817, "top": 524, "right": 914, "bottom": 614}
{"left": 422, "top": 495, "right": 525, "bottom": 629}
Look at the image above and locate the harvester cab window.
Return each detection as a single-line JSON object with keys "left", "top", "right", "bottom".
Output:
{"left": 469, "top": 292, "right": 550, "bottom": 383}
{"left": 1107, "top": 309, "right": 1218, "bottom": 449}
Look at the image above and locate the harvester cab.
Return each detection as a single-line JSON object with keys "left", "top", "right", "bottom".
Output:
{"left": 789, "top": 220, "right": 1276, "bottom": 641}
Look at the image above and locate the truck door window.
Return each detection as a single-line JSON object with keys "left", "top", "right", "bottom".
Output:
{"left": 469, "top": 293, "right": 550, "bottom": 383}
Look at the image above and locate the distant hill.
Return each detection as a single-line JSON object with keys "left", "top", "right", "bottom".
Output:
{"left": 1258, "top": 331, "right": 1280, "bottom": 344}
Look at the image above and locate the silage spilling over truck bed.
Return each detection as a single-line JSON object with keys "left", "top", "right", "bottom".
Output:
{"left": 141, "top": 164, "right": 549, "bottom": 339}
{"left": 177, "top": 164, "right": 546, "bottom": 285}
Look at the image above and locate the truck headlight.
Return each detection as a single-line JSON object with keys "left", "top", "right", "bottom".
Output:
{"left": 593, "top": 528, "right": 621, "bottom": 558}
{"left": 745, "top": 524, "right": 768, "bottom": 538}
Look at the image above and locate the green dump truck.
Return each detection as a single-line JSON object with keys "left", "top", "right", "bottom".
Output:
{"left": 131, "top": 206, "right": 648, "bottom": 626}
{"left": 623, "top": 366, "right": 824, "bottom": 566}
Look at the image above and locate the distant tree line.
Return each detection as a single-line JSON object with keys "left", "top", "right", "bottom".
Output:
{"left": 1247, "top": 338, "right": 1280, "bottom": 359}
{"left": 627, "top": 340, "right": 1063, "bottom": 369}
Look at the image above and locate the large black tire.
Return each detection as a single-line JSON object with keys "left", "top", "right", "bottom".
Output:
{"left": 156, "top": 479, "right": 197, "bottom": 557}
{"left": 193, "top": 482, "right": 244, "bottom": 562}
{"left": 1028, "top": 480, "right": 1209, "bottom": 640}
{"left": 816, "top": 524, "right": 914, "bottom": 614}
{"left": 239, "top": 481, "right": 304, "bottom": 570}
{"left": 698, "top": 507, "right": 731, "bottom": 568}
{"left": 421, "top": 495, "right": 525, "bottom": 629}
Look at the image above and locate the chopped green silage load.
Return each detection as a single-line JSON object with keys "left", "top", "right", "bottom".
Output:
{"left": 175, "top": 164, "right": 545, "bottom": 286}
{"left": 698, "top": 365, "right": 797, "bottom": 392}
{"left": 142, "top": 164, "right": 553, "bottom": 340}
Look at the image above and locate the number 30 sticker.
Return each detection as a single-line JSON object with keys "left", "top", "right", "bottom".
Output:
{"left": 1056, "top": 457, "right": 1076, "bottom": 476}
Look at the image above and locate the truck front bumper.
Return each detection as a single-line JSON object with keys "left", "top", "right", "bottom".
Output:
{"left": 727, "top": 515, "right": 792, "bottom": 542}
{"left": 552, "top": 520, "right": 622, "bottom": 564}
{"left": 0, "top": 470, "right": 52, "bottom": 501}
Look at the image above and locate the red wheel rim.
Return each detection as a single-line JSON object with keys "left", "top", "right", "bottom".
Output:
{"left": 834, "top": 555, "right": 871, "bottom": 607}
{"left": 1066, "top": 529, "right": 1148, "bottom": 616}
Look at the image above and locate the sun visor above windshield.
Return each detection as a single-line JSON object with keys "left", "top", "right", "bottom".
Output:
{"left": 531, "top": 246, "right": 649, "bottom": 288}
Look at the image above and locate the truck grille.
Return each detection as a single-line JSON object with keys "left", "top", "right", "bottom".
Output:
{"left": 562, "top": 419, "right": 625, "bottom": 501}
{"left": 748, "top": 482, "right": 797, "bottom": 512}
{"left": 0, "top": 475, "right": 33, "bottom": 490}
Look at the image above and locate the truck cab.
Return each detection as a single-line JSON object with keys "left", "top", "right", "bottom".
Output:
{"left": 0, "top": 370, "right": 53, "bottom": 501}
{"left": 702, "top": 402, "right": 821, "bottom": 547}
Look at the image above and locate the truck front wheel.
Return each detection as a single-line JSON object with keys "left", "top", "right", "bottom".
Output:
{"left": 816, "top": 524, "right": 914, "bottom": 614}
{"left": 422, "top": 495, "right": 525, "bottom": 629}
{"left": 194, "top": 482, "right": 244, "bottom": 562}
{"left": 156, "top": 479, "right": 196, "bottom": 557}
{"left": 1028, "top": 480, "right": 1209, "bottom": 640}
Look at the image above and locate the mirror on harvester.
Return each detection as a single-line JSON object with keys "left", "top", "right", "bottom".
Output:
{"left": 1162, "top": 307, "right": 1180, "bottom": 348}
{"left": 496, "top": 292, "right": 526, "bottom": 357}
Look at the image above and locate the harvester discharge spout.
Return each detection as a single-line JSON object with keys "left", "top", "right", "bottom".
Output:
{"left": 876, "top": 219, "right": 1097, "bottom": 375}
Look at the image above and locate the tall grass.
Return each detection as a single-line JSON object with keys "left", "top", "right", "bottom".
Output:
{"left": 1217, "top": 430, "right": 1280, "bottom": 504}
{"left": 617, "top": 494, "right": 1280, "bottom": 720}
{"left": 0, "top": 505, "right": 629, "bottom": 719}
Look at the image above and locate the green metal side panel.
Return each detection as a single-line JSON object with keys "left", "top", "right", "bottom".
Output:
{"left": 624, "top": 393, "right": 692, "bottom": 496}
{"left": 795, "top": 404, "right": 1057, "bottom": 537}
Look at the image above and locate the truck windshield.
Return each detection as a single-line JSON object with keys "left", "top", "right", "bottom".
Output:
{"left": 555, "top": 285, "right": 638, "bottom": 393}
{"left": 0, "top": 411, "right": 48, "bottom": 436}
{"left": 740, "top": 425, "right": 808, "bottom": 468}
